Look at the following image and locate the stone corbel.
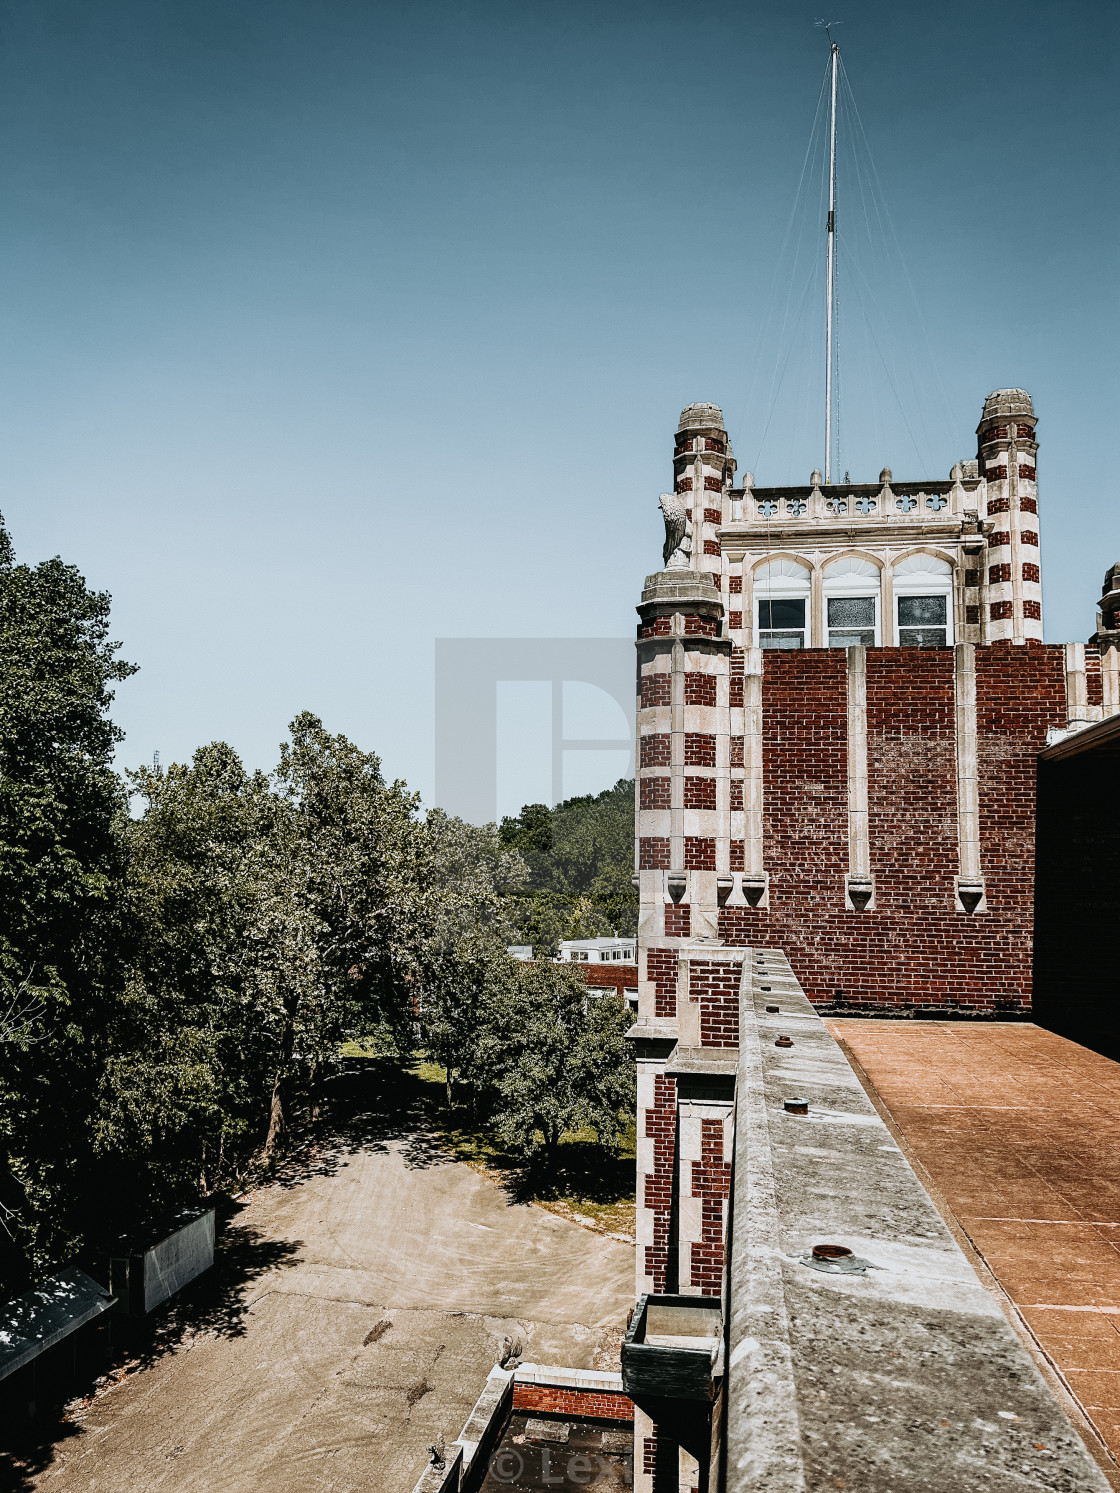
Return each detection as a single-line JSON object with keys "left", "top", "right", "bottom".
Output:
{"left": 956, "top": 877, "right": 986, "bottom": 915}
{"left": 741, "top": 873, "right": 768, "bottom": 909}
{"left": 845, "top": 875, "right": 874, "bottom": 912}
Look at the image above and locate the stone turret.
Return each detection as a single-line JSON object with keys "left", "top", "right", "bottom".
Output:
{"left": 672, "top": 404, "right": 735, "bottom": 589}
{"left": 1094, "top": 562, "right": 1120, "bottom": 643}
{"left": 977, "top": 388, "right": 1042, "bottom": 643}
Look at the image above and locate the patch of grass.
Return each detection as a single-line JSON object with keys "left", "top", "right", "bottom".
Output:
{"left": 340, "top": 1025, "right": 399, "bottom": 1060}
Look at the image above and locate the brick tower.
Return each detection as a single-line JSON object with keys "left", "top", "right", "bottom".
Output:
{"left": 671, "top": 402, "right": 737, "bottom": 592}
{"left": 977, "top": 388, "right": 1042, "bottom": 642}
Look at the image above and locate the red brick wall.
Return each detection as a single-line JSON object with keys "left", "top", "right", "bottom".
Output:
{"left": 639, "top": 837, "right": 670, "bottom": 870}
{"left": 683, "top": 615, "right": 718, "bottom": 637}
{"left": 692, "top": 960, "right": 740, "bottom": 1046}
{"left": 640, "top": 776, "right": 671, "bottom": 810}
{"left": 1087, "top": 646, "right": 1103, "bottom": 707}
{"left": 684, "top": 836, "right": 715, "bottom": 870}
{"left": 684, "top": 733, "right": 716, "bottom": 766}
{"left": 512, "top": 1383, "right": 633, "bottom": 1423}
{"left": 577, "top": 962, "right": 638, "bottom": 990}
{"left": 641, "top": 672, "right": 671, "bottom": 708}
{"left": 647, "top": 948, "right": 676, "bottom": 1017}
{"left": 717, "top": 643, "right": 1067, "bottom": 1013}
{"left": 664, "top": 903, "right": 690, "bottom": 938}
{"left": 684, "top": 672, "right": 716, "bottom": 706}
{"left": 643, "top": 1073, "right": 676, "bottom": 1291}
{"left": 641, "top": 733, "right": 670, "bottom": 767}
{"left": 690, "top": 1117, "right": 730, "bottom": 1292}
{"left": 683, "top": 776, "right": 715, "bottom": 810}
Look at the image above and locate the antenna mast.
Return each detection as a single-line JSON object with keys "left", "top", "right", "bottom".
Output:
{"left": 824, "top": 30, "right": 839, "bottom": 483}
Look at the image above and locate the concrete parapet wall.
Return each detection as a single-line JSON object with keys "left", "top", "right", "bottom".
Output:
{"left": 724, "top": 956, "right": 1113, "bottom": 1491}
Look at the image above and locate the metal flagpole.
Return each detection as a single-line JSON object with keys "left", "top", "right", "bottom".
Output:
{"left": 824, "top": 36, "right": 838, "bottom": 484}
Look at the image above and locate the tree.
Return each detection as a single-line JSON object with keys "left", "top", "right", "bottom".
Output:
{"left": 500, "top": 780, "right": 638, "bottom": 954}
{"left": 412, "top": 811, "right": 526, "bottom": 1110}
{"left": 267, "top": 712, "right": 421, "bottom": 1154}
{"left": 486, "top": 961, "right": 634, "bottom": 1168}
{"left": 106, "top": 714, "right": 429, "bottom": 1196}
{"left": 103, "top": 743, "right": 291, "bottom": 1207}
{"left": 0, "top": 521, "right": 135, "bottom": 1291}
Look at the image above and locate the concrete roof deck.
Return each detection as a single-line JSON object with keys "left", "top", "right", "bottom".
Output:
{"left": 829, "top": 1018, "right": 1120, "bottom": 1480}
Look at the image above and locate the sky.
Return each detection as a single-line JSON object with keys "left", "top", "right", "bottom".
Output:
{"left": 0, "top": 0, "right": 1116, "bottom": 817}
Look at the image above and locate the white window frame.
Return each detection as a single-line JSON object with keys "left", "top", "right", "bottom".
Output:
{"left": 893, "top": 554, "right": 954, "bottom": 647}
{"left": 822, "top": 556, "right": 881, "bottom": 648}
{"left": 754, "top": 559, "right": 811, "bottom": 650}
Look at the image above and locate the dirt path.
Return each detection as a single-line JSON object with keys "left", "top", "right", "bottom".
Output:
{"left": 17, "top": 1078, "right": 634, "bottom": 1493}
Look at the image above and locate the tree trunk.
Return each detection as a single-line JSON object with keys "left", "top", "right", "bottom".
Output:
{"left": 263, "top": 992, "right": 299, "bottom": 1165}
{"left": 543, "top": 1121, "right": 561, "bottom": 1186}
{"left": 309, "top": 1058, "right": 323, "bottom": 1122}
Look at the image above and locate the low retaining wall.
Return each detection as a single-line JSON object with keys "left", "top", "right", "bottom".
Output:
{"left": 108, "top": 1205, "right": 215, "bottom": 1315}
{"left": 409, "top": 1362, "right": 633, "bottom": 1493}
{"left": 512, "top": 1363, "right": 633, "bottom": 1423}
{"left": 0, "top": 1268, "right": 115, "bottom": 1384}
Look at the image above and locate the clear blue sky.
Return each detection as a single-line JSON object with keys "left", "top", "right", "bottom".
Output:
{"left": 1, "top": 0, "right": 1116, "bottom": 810}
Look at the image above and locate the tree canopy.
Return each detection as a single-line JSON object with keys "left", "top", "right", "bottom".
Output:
{"left": 499, "top": 779, "right": 638, "bottom": 955}
{"left": 0, "top": 514, "right": 637, "bottom": 1300}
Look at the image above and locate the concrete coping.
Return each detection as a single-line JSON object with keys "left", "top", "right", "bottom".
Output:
{"left": 410, "top": 1366, "right": 512, "bottom": 1493}
{"left": 513, "top": 1363, "right": 625, "bottom": 1392}
{"left": 408, "top": 1444, "right": 463, "bottom": 1493}
{"left": 0, "top": 1267, "right": 115, "bottom": 1382}
{"left": 456, "top": 1365, "right": 512, "bottom": 1478}
{"left": 640, "top": 571, "right": 720, "bottom": 603}
{"left": 664, "top": 1045, "right": 739, "bottom": 1078}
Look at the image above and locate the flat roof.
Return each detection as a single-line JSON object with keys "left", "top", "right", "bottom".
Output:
{"left": 1040, "top": 712, "right": 1120, "bottom": 761}
{"left": 0, "top": 1267, "right": 115, "bottom": 1381}
{"left": 559, "top": 938, "right": 635, "bottom": 948}
{"left": 829, "top": 1018, "right": 1120, "bottom": 1475}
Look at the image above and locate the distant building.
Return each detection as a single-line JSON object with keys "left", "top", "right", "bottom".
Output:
{"left": 558, "top": 937, "right": 636, "bottom": 964}
{"left": 505, "top": 945, "right": 533, "bottom": 961}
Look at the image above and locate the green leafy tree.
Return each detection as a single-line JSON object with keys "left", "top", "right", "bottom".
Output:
{"left": 500, "top": 779, "right": 638, "bottom": 954}
{"left": 107, "top": 714, "right": 428, "bottom": 1194}
{"left": 268, "top": 712, "right": 422, "bottom": 1153}
{"left": 103, "top": 744, "right": 291, "bottom": 1206}
{"left": 0, "top": 521, "right": 135, "bottom": 1290}
{"left": 487, "top": 961, "right": 634, "bottom": 1167}
{"left": 412, "top": 810, "right": 527, "bottom": 1111}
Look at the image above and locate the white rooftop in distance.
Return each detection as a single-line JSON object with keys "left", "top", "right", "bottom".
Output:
{"left": 559, "top": 937, "right": 636, "bottom": 963}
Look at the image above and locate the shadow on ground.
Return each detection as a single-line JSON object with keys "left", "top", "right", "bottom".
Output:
{"left": 0, "top": 1056, "right": 632, "bottom": 1491}
{"left": 272, "top": 1057, "right": 635, "bottom": 1221}
{"left": 0, "top": 1209, "right": 301, "bottom": 1492}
